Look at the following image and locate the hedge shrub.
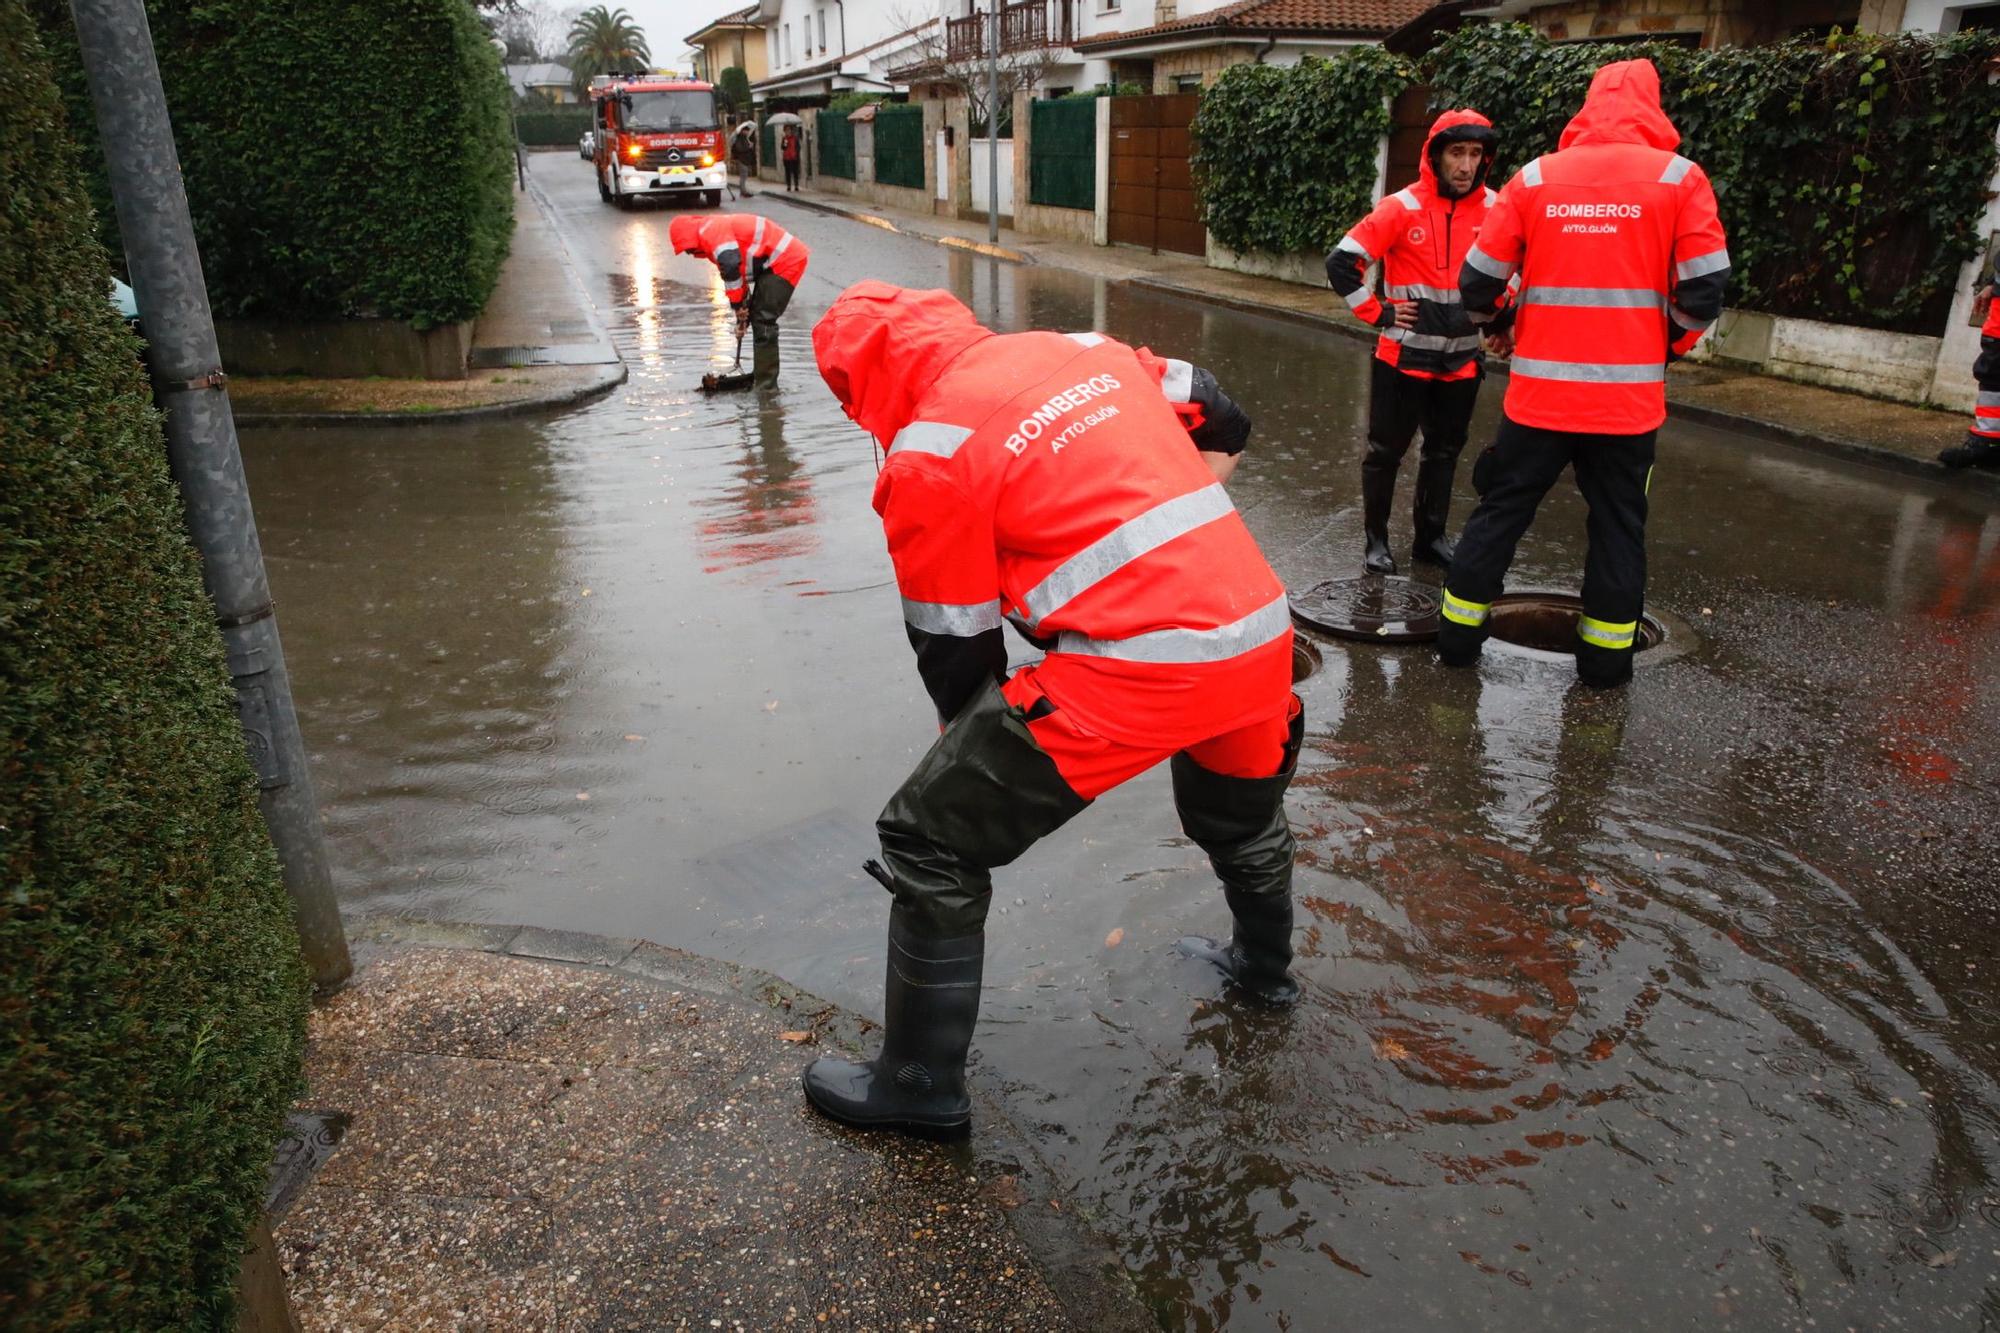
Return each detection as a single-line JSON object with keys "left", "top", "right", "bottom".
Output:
{"left": 1, "top": 5, "right": 309, "bottom": 1326}
{"left": 1191, "top": 46, "right": 1414, "bottom": 258}
{"left": 517, "top": 106, "right": 595, "bottom": 147}
{"left": 1426, "top": 23, "right": 2000, "bottom": 335}
{"left": 34, "top": 0, "right": 515, "bottom": 329}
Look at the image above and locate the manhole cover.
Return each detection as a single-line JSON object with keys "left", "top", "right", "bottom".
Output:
{"left": 1291, "top": 631, "right": 1322, "bottom": 681}
{"left": 1484, "top": 589, "right": 1692, "bottom": 667}
{"left": 1290, "top": 577, "right": 1441, "bottom": 644}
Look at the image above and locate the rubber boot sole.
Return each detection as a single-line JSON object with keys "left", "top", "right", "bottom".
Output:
{"left": 800, "top": 1071, "right": 972, "bottom": 1140}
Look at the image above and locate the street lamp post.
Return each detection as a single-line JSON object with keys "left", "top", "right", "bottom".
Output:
{"left": 987, "top": 2, "right": 999, "bottom": 244}
{"left": 67, "top": 0, "right": 352, "bottom": 989}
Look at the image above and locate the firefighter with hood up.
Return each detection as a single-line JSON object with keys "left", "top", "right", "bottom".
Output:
{"left": 1440, "top": 59, "right": 1729, "bottom": 688}
{"left": 1327, "top": 109, "right": 1513, "bottom": 575}
{"left": 1939, "top": 248, "right": 2000, "bottom": 470}
{"left": 806, "top": 281, "right": 1305, "bottom": 1139}
{"left": 667, "top": 212, "right": 810, "bottom": 350}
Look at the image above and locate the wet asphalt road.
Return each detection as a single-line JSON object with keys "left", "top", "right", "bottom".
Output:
{"left": 240, "top": 152, "right": 2000, "bottom": 1329}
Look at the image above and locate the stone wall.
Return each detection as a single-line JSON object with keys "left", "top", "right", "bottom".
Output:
{"left": 1151, "top": 46, "right": 1253, "bottom": 93}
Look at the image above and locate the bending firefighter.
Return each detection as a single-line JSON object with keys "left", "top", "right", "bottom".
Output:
{"left": 1327, "top": 109, "right": 1513, "bottom": 575}
{"left": 1439, "top": 60, "right": 1729, "bottom": 688}
{"left": 806, "top": 282, "right": 1305, "bottom": 1139}
{"left": 668, "top": 213, "right": 810, "bottom": 349}
{"left": 1940, "top": 249, "right": 2000, "bottom": 470}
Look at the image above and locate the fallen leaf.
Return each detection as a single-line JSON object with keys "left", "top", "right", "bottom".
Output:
{"left": 623, "top": 733, "right": 645, "bottom": 742}
{"left": 764, "top": 700, "right": 780, "bottom": 713}
{"left": 1926, "top": 1249, "right": 1957, "bottom": 1269}
{"left": 581, "top": 588, "right": 593, "bottom": 597}
{"left": 981, "top": 1175, "right": 1028, "bottom": 1210}
{"left": 1373, "top": 1035, "right": 1411, "bottom": 1061}
{"left": 1104, "top": 927, "right": 1124, "bottom": 949}
{"left": 778, "top": 1030, "right": 813, "bottom": 1044}
{"left": 1587, "top": 877, "right": 1606, "bottom": 896}
{"left": 575, "top": 791, "right": 591, "bottom": 801}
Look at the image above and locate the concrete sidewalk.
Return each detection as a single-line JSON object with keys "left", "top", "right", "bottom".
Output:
{"left": 232, "top": 171, "right": 624, "bottom": 428}
{"left": 273, "top": 920, "right": 1151, "bottom": 1331}
{"left": 763, "top": 181, "right": 1987, "bottom": 490}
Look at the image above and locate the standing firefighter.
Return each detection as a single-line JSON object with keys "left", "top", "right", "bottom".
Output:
{"left": 1940, "top": 251, "right": 2000, "bottom": 470}
{"left": 805, "top": 282, "right": 1304, "bottom": 1138}
{"left": 667, "top": 213, "right": 810, "bottom": 349}
{"left": 1439, "top": 60, "right": 1729, "bottom": 688}
{"left": 1327, "top": 109, "right": 1510, "bottom": 575}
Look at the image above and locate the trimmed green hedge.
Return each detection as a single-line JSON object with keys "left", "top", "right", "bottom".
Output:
{"left": 35, "top": 0, "right": 515, "bottom": 329}
{"left": 1427, "top": 24, "right": 2000, "bottom": 335}
{"left": 2, "top": 4, "right": 310, "bottom": 1328}
{"left": 1191, "top": 47, "right": 1414, "bottom": 258}
{"left": 517, "top": 106, "right": 594, "bottom": 147}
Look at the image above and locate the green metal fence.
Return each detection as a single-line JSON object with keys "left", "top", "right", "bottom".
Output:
{"left": 874, "top": 104, "right": 925, "bottom": 190}
{"left": 818, "top": 112, "right": 855, "bottom": 179}
{"left": 1029, "top": 98, "right": 1095, "bottom": 210}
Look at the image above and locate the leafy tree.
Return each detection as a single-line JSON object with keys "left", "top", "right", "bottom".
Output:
{"left": 567, "top": 4, "right": 649, "bottom": 92}
{"left": 716, "top": 63, "right": 751, "bottom": 113}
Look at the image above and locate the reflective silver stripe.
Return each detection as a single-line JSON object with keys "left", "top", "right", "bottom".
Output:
{"left": 768, "top": 231, "right": 794, "bottom": 262}
{"left": 888, "top": 421, "right": 974, "bottom": 458}
{"left": 1576, "top": 617, "right": 1637, "bottom": 649}
{"left": 1660, "top": 155, "right": 1695, "bottom": 185}
{"left": 1521, "top": 286, "right": 1667, "bottom": 310}
{"left": 1052, "top": 593, "right": 1290, "bottom": 665}
{"left": 1393, "top": 188, "right": 1420, "bottom": 210}
{"left": 1978, "top": 390, "right": 2000, "bottom": 408}
{"left": 1465, "top": 244, "right": 1517, "bottom": 281}
{"left": 1483, "top": 186, "right": 1498, "bottom": 205}
{"left": 1022, "top": 484, "right": 1234, "bottom": 627}
{"left": 1383, "top": 326, "right": 1406, "bottom": 342}
{"left": 902, "top": 596, "right": 1003, "bottom": 637}
{"left": 1520, "top": 157, "right": 1543, "bottom": 187}
{"left": 1669, "top": 304, "right": 1713, "bottom": 332}
{"left": 1160, "top": 358, "right": 1195, "bottom": 403}
{"left": 751, "top": 215, "right": 767, "bottom": 256}
{"left": 1342, "top": 286, "right": 1377, "bottom": 312}
{"left": 1065, "top": 331, "right": 1105, "bottom": 347}
{"left": 1510, "top": 357, "right": 1666, "bottom": 384}
{"left": 1335, "top": 234, "right": 1373, "bottom": 261}
{"left": 1387, "top": 283, "right": 1460, "bottom": 303}
{"left": 1441, "top": 589, "right": 1489, "bottom": 626}
{"left": 1676, "top": 247, "right": 1731, "bottom": 280}
{"left": 712, "top": 241, "right": 741, "bottom": 256}
{"left": 1398, "top": 332, "right": 1484, "bottom": 353}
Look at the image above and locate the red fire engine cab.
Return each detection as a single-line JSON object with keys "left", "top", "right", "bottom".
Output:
{"left": 590, "top": 74, "right": 727, "bottom": 209}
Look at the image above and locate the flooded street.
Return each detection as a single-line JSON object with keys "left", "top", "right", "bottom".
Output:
{"left": 241, "top": 154, "right": 2000, "bottom": 1328}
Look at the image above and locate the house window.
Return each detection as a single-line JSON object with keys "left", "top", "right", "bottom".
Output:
{"left": 1099, "top": 0, "right": 1119, "bottom": 11}
{"left": 1173, "top": 73, "right": 1202, "bottom": 92}
{"left": 817, "top": 8, "right": 827, "bottom": 52}
{"left": 783, "top": 23, "right": 792, "bottom": 64}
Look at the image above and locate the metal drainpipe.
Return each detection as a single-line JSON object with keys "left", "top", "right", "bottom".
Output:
{"left": 68, "top": 0, "right": 353, "bottom": 989}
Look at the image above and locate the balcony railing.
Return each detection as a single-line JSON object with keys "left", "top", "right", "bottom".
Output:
{"left": 944, "top": 0, "right": 1074, "bottom": 62}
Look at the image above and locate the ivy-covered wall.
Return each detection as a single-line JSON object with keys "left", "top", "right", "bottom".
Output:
{"left": 1193, "top": 26, "right": 2000, "bottom": 337}
{"left": 32, "top": 0, "right": 515, "bottom": 330}
{"left": 1426, "top": 24, "right": 2000, "bottom": 336}
{"left": 1191, "top": 47, "right": 1414, "bottom": 260}
{"left": 1, "top": 3, "right": 310, "bottom": 1326}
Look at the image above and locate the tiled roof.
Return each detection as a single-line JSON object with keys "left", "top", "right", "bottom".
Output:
{"left": 1074, "top": 0, "right": 1433, "bottom": 51}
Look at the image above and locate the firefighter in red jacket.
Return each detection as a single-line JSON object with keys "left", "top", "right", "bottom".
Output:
{"left": 804, "top": 281, "right": 1304, "bottom": 1138}
{"left": 1940, "top": 250, "right": 2000, "bottom": 469}
{"left": 667, "top": 212, "right": 810, "bottom": 348}
{"left": 1328, "top": 109, "right": 1512, "bottom": 574}
{"left": 1439, "top": 60, "right": 1729, "bottom": 688}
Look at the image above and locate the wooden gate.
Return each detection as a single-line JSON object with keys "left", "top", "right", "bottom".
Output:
{"left": 1384, "top": 84, "right": 1433, "bottom": 197}
{"left": 1107, "top": 93, "right": 1202, "bottom": 256}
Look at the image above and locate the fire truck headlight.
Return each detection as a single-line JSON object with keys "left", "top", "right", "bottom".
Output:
{"left": 626, "top": 142, "right": 643, "bottom": 160}
{"left": 699, "top": 152, "right": 715, "bottom": 168}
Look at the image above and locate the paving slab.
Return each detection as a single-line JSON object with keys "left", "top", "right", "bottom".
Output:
{"left": 275, "top": 931, "right": 1152, "bottom": 1330}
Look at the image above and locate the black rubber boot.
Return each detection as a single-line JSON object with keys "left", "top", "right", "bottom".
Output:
{"left": 1939, "top": 436, "right": 2000, "bottom": 469}
{"left": 1172, "top": 702, "right": 1306, "bottom": 1006}
{"left": 1411, "top": 452, "right": 1459, "bottom": 566}
{"left": 802, "top": 910, "right": 983, "bottom": 1138}
{"left": 1361, "top": 456, "right": 1399, "bottom": 575}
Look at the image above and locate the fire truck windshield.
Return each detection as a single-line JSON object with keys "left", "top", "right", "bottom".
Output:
{"left": 623, "top": 90, "right": 717, "bottom": 132}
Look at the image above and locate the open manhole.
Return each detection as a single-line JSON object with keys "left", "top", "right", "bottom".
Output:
{"left": 1291, "top": 631, "right": 1322, "bottom": 682}
{"left": 1485, "top": 589, "right": 1691, "bottom": 666}
{"left": 1290, "top": 577, "right": 1442, "bottom": 644}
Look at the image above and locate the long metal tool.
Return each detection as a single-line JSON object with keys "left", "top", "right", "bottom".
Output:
{"left": 69, "top": 0, "right": 352, "bottom": 988}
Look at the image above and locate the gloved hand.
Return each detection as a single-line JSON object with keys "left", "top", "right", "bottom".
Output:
{"left": 1471, "top": 443, "right": 1500, "bottom": 497}
{"left": 734, "top": 305, "right": 751, "bottom": 336}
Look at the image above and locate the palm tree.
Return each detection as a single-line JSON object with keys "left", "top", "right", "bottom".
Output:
{"left": 568, "top": 5, "right": 651, "bottom": 92}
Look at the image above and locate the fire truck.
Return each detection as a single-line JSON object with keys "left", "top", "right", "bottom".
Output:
{"left": 589, "top": 74, "right": 727, "bottom": 209}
